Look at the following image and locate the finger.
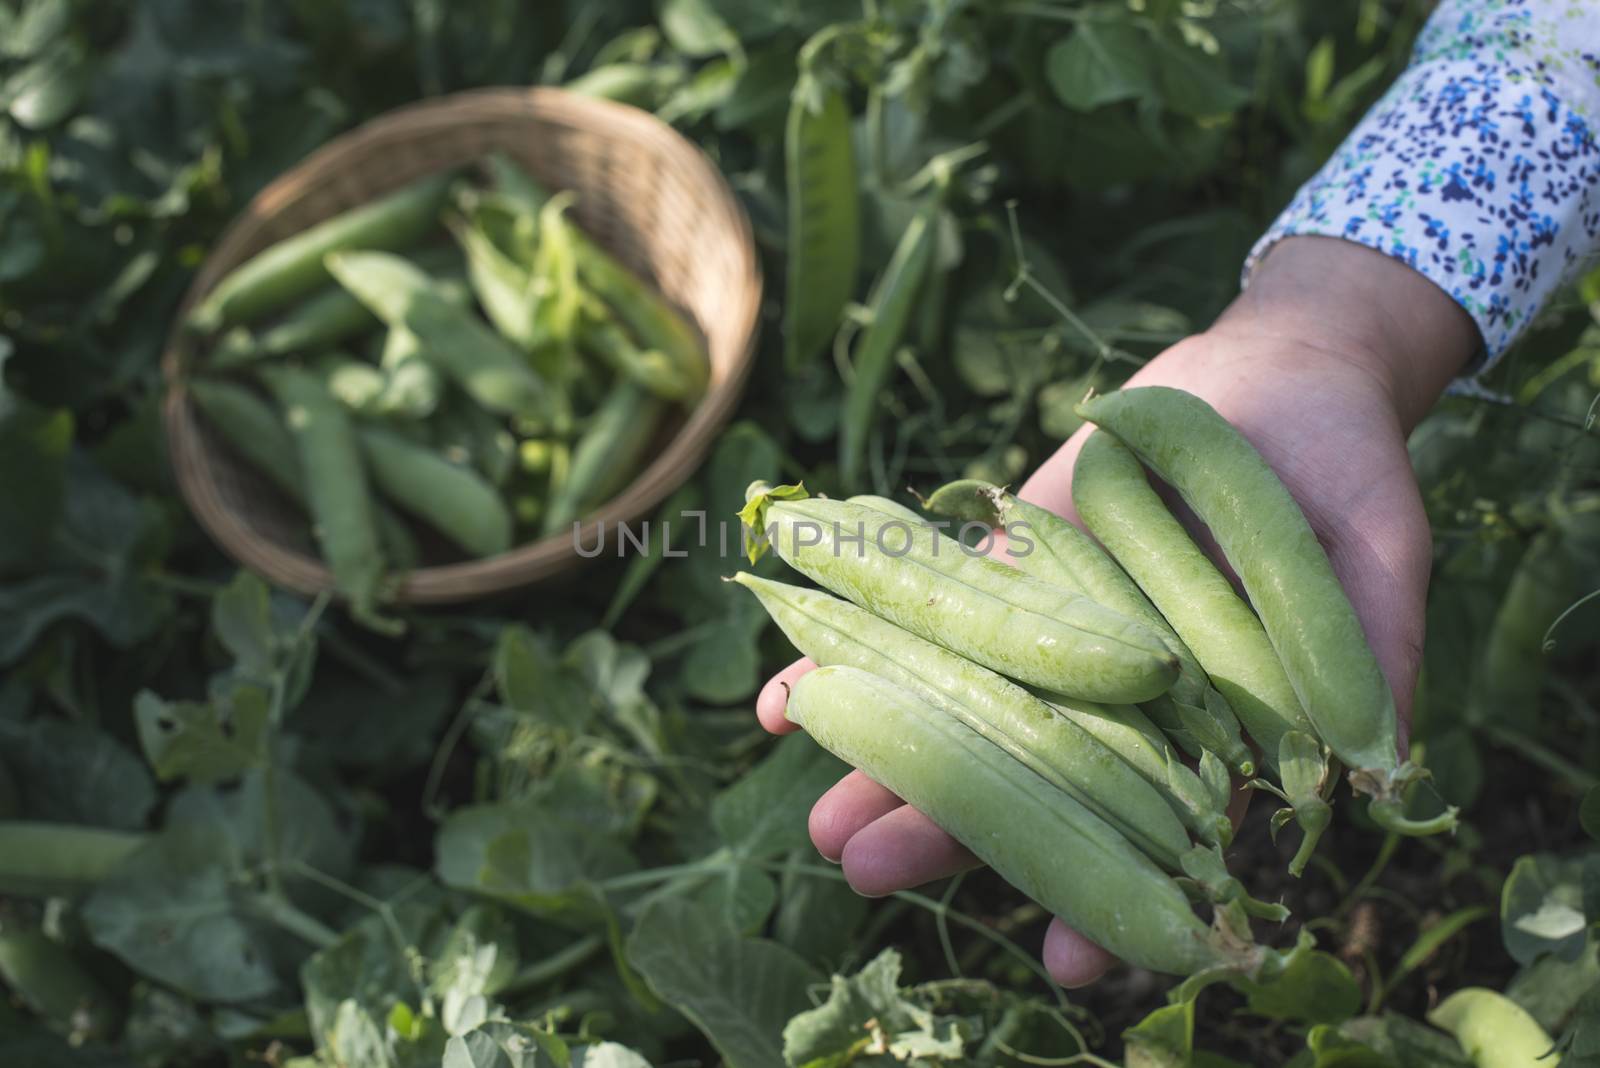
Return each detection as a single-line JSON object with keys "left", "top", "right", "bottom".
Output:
{"left": 839, "top": 804, "right": 979, "bottom": 896}
{"left": 810, "top": 770, "right": 903, "bottom": 862}
{"left": 1041, "top": 917, "right": 1117, "bottom": 988}
{"left": 755, "top": 657, "right": 816, "bottom": 735}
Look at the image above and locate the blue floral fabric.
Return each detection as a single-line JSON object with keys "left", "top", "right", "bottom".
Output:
{"left": 1244, "top": 0, "right": 1600, "bottom": 371}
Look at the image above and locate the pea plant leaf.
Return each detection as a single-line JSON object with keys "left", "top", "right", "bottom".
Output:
{"left": 82, "top": 825, "right": 282, "bottom": 1003}
{"left": 0, "top": 716, "right": 156, "bottom": 830}
{"left": 1502, "top": 854, "right": 1591, "bottom": 965}
{"left": 783, "top": 949, "right": 965, "bottom": 1066}
{"left": 1045, "top": 20, "right": 1156, "bottom": 111}
{"left": 1148, "top": 29, "right": 1249, "bottom": 118}
{"left": 1238, "top": 949, "right": 1361, "bottom": 1026}
{"left": 712, "top": 733, "right": 846, "bottom": 862}
{"left": 133, "top": 684, "right": 271, "bottom": 785}
{"left": 626, "top": 897, "right": 822, "bottom": 1068}
{"left": 1123, "top": 998, "right": 1194, "bottom": 1068}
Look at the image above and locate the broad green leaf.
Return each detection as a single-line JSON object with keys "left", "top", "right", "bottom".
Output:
{"left": 1506, "top": 943, "right": 1600, "bottom": 1032}
{"left": 445, "top": 1032, "right": 513, "bottom": 1068}
{"left": 5, "top": 38, "right": 87, "bottom": 129}
{"left": 659, "top": 0, "right": 738, "bottom": 57}
{"left": 290, "top": 666, "right": 455, "bottom": 773}
{"left": 167, "top": 767, "right": 355, "bottom": 884}
{"left": 1240, "top": 950, "right": 1361, "bottom": 1025}
{"left": 678, "top": 599, "right": 766, "bottom": 704}
{"left": 1124, "top": 999, "right": 1193, "bottom": 1068}
{"left": 495, "top": 625, "right": 595, "bottom": 732}
{"left": 783, "top": 949, "right": 964, "bottom": 1067}
{"left": 0, "top": 717, "right": 155, "bottom": 830}
{"left": 1148, "top": 30, "right": 1248, "bottom": 118}
{"left": 1045, "top": 21, "right": 1156, "bottom": 111}
{"left": 1503, "top": 854, "right": 1590, "bottom": 964}
{"left": 133, "top": 685, "right": 270, "bottom": 785}
{"left": 773, "top": 851, "right": 869, "bottom": 967}
{"left": 82, "top": 826, "right": 280, "bottom": 1003}
{"left": 572, "top": 1042, "right": 653, "bottom": 1068}
{"left": 301, "top": 904, "right": 451, "bottom": 1065}
{"left": 627, "top": 897, "right": 821, "bottom": 1068}
{"left": 427, "top": 905, "right": 519, "bottom": 1003}
{"left": 210, "top": 572, "right": 278, "bottom": 680}
{"left": 712, "top": 734, "right": 847, "bottom": 861}
{"left": 1, "top": 0, "right": 71, "bottom": 58}
{"left": 435, "top": 801, "right": 636, "bottom": 923}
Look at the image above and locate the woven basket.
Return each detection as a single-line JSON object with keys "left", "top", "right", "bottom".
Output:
{"left": 162, "top": 88, "right": 762, "bottom": 604}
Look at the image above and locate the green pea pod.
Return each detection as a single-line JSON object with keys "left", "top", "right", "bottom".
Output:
{"left": 325, "top": 250, "right": 563, "bottom": 432}
{"left": 579, "top": 296, "right": 694, "bottom": 402}
{"left": 359, "top": 427, "right": 511, "bottom": 559}
{"left": 783, "top": 76, "right": 859, "bottom": 373}
{"left": 839, "top": 193, "right": 940, "bottom": 488}
{"left": 260, "top": 366, "right": 398, "bottom": 634}
{"left": 1428, "top": 988, "right": 1560, "bottom": 1068}
{"left": 0, "top": 930, "right": 120, "bottom": 1040}
{"left": 740, "top": 484, "right": 1179, "bottom": 703}
{"left": 0, "top": 822, "right": 144, "bottom": 897}
{"left": 565, "top": 62, "right": 672, "bottom": 106}
{"left": 187, "top": 378, "right": 305, "bottom": 502}
{"left": 542, "top": 381, "right": 664, "bottom": 535}
{"left": 485, "top": 153, "right": 710, "bottom": 400}
{"left": 1072, "top": 429, "right": 1332, "bottom": 864}
{"left": 844, "top": 493, "right": 927, "bottom": 527}
{"left": 923, "top": 477, "right": 1255, "bottom": 777}
{"left": 1077, "top": 388, "right": 1456, "bottom": 836}
{"left": 785, "top": 665, "right": 1269, "bottom": 978}
{"left": 188, "top": 172, "right": 453, "bottom": 334}
{"left": 208, "top": 251, "right": 470, "bottom": 368}
{"left": 431, "top": 393, "right": 517, "bottom": 488}
{"left": 188, "top": 377, "right": 420, "bottom": 569}
{"left": 449, "top": 208, "right": 543, "bottom": 353}
{"left": 734, "top": 573, "right": 1197, "bottom": 869}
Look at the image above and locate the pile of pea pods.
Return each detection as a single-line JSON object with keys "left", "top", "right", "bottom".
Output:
{"left": 736, "top": 385, "right": 1456, "bottom": 980}
{"left": 183, "top": 154, "right": 708, "bottom": 630}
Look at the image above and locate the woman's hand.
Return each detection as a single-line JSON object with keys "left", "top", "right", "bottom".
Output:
{"left": 753, "top": 236, "right": 1480, "bottom": 987}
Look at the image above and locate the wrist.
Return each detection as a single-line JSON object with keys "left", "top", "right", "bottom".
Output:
{"left": 1215, "top": 236, "right": 1481, "bottom": 431}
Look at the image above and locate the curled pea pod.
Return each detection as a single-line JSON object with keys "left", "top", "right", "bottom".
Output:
{"left": 542, "top": 381, "right": 664, "bottom": 535}
{"left": 1072, "top": 430, "right": 1333, "bottom": 873}
{"left": 0, "top": 929, "right": 121, "bottom": 1041}
{"left": 260, "top": 366, "right": 399, "bottom": 634}
{"left": 187, "top": 172, "right": 453, "bottom": 334}
{"left": 359, "top": 427, "right": 511, "bottom": 559}
{"left": 325, "top": 250, "right": 564, "bottom": 433}
{"left": 485, "top": 153, "right": 710, "bottom": 400}
{"left": 0, "top": 821, "right": 145, "bottom": 897}
{"left": 839, "top": 192, "right": 941, "bottom": 489}
{"left": 188, "top": 378, "right": 421, "bottom": 571}
{"left": 1428, "top": 988, "right": 1561, "bottom": 1068}
{"left": 923, "top": 478, "right": 1256, "bottom": 778}
{"left": 1076, "top": 388, "right": 1457, "bottom": 837}
{"left": 734, "top": 573, "right": 1196, "bottom": 869}
{"left": 783, "top": 74, "right": 860, "bottom": 373}
{"left": 784, "top": 665, "right": 1274, "bottom": 978}
{"left": 739, "top": 483, "right": 1180, "bottom": 703}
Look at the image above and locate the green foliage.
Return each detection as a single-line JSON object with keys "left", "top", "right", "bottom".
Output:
{"left": 3, "top": 1, "right": 1600, "bottom": 1065}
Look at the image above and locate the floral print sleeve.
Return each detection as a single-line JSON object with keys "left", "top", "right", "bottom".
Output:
{"left": 1243, "top": 0, "right": 1600, "bottom": 374}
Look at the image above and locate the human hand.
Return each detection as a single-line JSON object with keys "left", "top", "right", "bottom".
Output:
{"left": 754, "top": 236, "right": 1480, "bottom": 987}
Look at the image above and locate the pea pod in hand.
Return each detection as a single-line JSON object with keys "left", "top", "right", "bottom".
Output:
{"left": 1076, "top": 387, "right": 1456, "bottom": 837}
{"left": 922, "top": 477, "right": 1256, "bottom": 779}
{"left": 784, "top": 665, "right": 1271, "bottom": 978}
{"left": 1072, "top": 428, "right": 1334, "bottom": 872}
{"left": 740, "top": 483, "right": 1179, "bottom": 702}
